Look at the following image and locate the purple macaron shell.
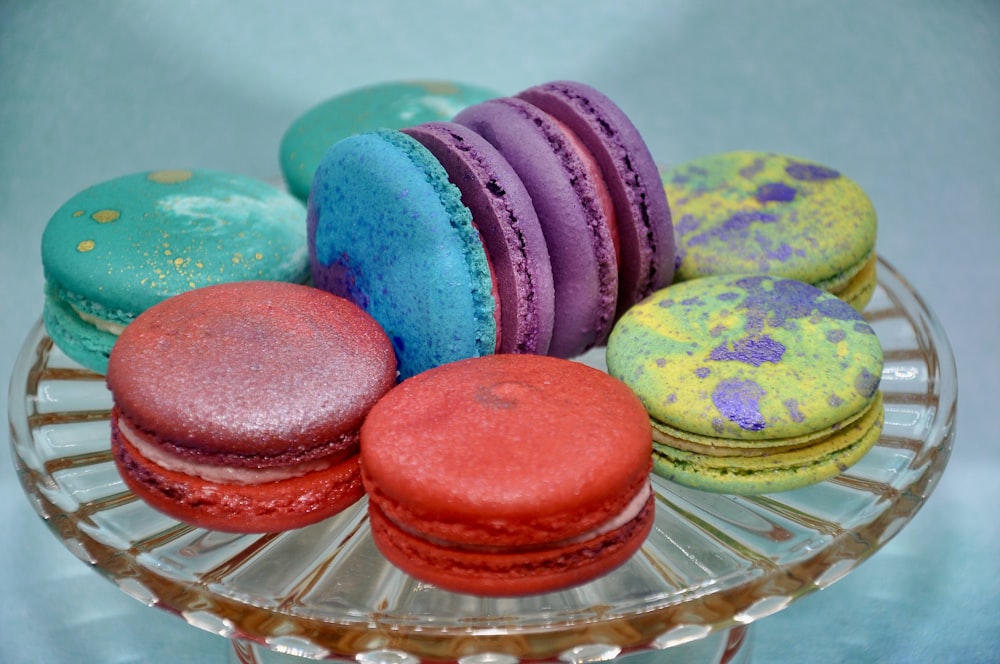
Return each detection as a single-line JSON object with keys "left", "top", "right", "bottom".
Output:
{"left": 454, "top": 97, "right": 619, "bottom": 359}
{"left": 403, "top": 122, "right": 555, "bottom": 355}
{"left": 517, "top": 81, "right": 676, "bottom": 315}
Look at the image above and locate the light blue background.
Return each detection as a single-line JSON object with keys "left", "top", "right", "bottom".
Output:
{"left": 2, "top": 2, "right": 997, "bottom": 662}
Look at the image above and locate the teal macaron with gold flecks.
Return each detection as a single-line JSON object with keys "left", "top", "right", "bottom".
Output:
{"left": 280, "top": 80, "right": 500, "bottom": 202}
{"left": 606, "top": 274, "right": 885, "bottom": 494}
{"left": 664, "top": 151, "right": 878, "bottom": 310}
{"left": 41, "top": 169, "right": 309, "bottom": 374}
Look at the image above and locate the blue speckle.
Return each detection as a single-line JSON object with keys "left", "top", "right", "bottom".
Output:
{"left": 695, "top": 367, "right": 711, "bottom": 378}
{"left": 817, "top": 297, "right": 862, "bottom": 321}
{"left": 854, "top": 321, "right": 875, "bottom": 335}
{"left": 784, "top": 398, "right": 805, "bottom": 423}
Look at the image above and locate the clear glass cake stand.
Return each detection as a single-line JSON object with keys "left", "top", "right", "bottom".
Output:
{"left": 8, "top": 256, "right": 957, "bottom": 663}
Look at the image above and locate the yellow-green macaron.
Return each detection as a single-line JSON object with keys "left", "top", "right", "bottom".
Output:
{"left": 663, "top": 151, "right": 878, "bottom": 310}
{"left": 606, "top": 274, "right": 884, "bottom": 494}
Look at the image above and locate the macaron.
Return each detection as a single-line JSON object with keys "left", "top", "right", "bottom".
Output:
{"left": 41, "top": 169, "right": 309, "bottom": 374}
{"left": 606, "top": 274, "right": 885, "bottom": 494}
{"left": 402, "top": 121, "right": 555, "bottom": 356}
{"left": 663, "top": 151, "right": 878, "bottom": 310}
{"left": 454, "top": 96, "right": 621, "bottom": 358}
{"left": 360, "top": 354, "right": 654, "bottom": 596}
{"left": 107, "top": 281, "right": 397, "bottom": 533}
{"left": 308, "top": 128, "right": 500, "bottom": 380}
{"left": 280, "top": 80, "right": 500, "bottom": 201}
{"left": 515, "top": 81, "right": 676, "bottom": 316}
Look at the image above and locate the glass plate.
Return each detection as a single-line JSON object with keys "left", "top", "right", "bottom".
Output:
{"left": 8, "top": 256, "right": 957, "bottom": 662}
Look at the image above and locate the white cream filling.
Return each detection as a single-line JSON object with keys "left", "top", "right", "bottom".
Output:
{"left": 390, "top": 481, "right": 652, "bottom": 551}
{"left": 117, "top": 417, "right": 338, "bottom": 485}
{"left": 70, "top": 304, "right": 128, "bottom": 336}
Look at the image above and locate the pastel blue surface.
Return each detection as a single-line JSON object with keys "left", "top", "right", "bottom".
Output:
{"left": 1, "top": 2, "right": 997, "bottom": 662}
{"left": 280, "top": 80, "right": 500, "bottom": 201}
{"left": 310, "top": 129, "right": 496, "bottom": 379}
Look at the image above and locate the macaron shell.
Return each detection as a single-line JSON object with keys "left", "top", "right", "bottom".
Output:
{"left": 652, "top": 394, "right": 884, "bottom": 494}
{"left": 42, "top": 288, "right": 116, "bottom": 374}
{"left": 280, "top": 80, "right": 500, "bottom": 201}
{"left": 106, "top": 281, "right": 397, "bottom": 460}
{"left": 308, "top": 129, "right": 497, "bottom": 379}
{"left": 112, "top": 417, "right": 365, "bottom": 533}
{"left": 606, "top": 275, "right": 884, "bottom": 441}
{"left": 516, "top": 81, "right": 676, "bottom": 312}
{"left": 360, "top": 354, "right": 653, "bottom": 548}
{"left": 664, "top": 151, "right": 877, "bottom": 288}
{"left": 402, "top": 122, "right": 555, "bottom": 355}
{"left": 367, "top": 494, "right": 654, "bottom": 597}
{"left": 455, "top": 97, "right": 618, "bottom": 358}
{"left": 42, "top": 169, "right": 308, "bottom": 320}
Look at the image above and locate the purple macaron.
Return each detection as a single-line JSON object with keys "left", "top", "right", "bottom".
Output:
{"left": 455, "top": 97, "right": 619, "bottom": 358}
{"left": 402, "top": 122, "right": 555, "bottom": 355}
{"left": 516, "top": 81, "right": 675, "bottom": 315}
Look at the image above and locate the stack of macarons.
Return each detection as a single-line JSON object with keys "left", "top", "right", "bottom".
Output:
{"left": 307, "top": 80, "right": 675, "bottom": 378}
{"left": 662, "top": 151, "right": 879, "bottom": 310}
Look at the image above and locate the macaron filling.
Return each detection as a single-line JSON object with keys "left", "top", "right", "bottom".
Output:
{"left": 115, "top": 414, "right": 352, "bottom": 485}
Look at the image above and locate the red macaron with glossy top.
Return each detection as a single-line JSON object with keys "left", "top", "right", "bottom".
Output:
{"left": 107, "top": 281, "right": 397, "bottom": 533}
{"left": 360, "top": 353, "right": 655, "bottom": 596}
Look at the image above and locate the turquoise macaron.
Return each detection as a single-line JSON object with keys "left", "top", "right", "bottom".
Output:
{"left": 308, "top": 129, "right": 496, "bottom": 380}
{"left": 41, "top": 169, "right": 309, "bottom": 374}
{"left": 280, "top": 80, "right": 500, "bottom": 202}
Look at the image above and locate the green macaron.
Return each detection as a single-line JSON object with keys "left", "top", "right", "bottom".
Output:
{"left": 663, "top": 151, "right": 878, "bottom": 310}
{"left": 41, "top": 169, "right": 309, "bottom": 374}
{"left": 606, "top": 274, "right": 885, "bottom": 494}
{"left": 280, "top": 80, "right": 500, "bottom": 201}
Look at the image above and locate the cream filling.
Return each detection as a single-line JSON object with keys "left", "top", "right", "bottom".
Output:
{"left": 71, "top": 304, "right": 128, "bottom": 336}
{"left": 118, "top": 417, "right": 338, "bottom": 485}
{"left": 391, "top": 480, "right": 651, "bottom": 552}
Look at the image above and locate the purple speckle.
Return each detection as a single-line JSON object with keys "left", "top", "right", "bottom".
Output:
{"left": 712, "top": 379, "right": 767, "bottom": 431}
{"left": 656, "top": 357, "right": 667, "bottom": 367}
{"left": 817, "top": 297, "right": 862, "bottom": 321}
{"left": 665, "top": 393, "right": 677, "bottom": 404}
{"left": 785, "top": 162, "right": 840, "bottom": 181}
{"left": 718, "top": 291, "right": 740, "bottom": 301}
{"left": 686, "top": 211, "right": 776, "bottom": 247}
{"left": 855, "top": 368, "right": 880, "bottom": 397}
{"left": 784, "top": 399, "right": 805, "bottom": 423}
{"left": 736, "top": 276, "right": 822, "bottom": 332}
{"left": 756, "top": 182, "right": 797, "bottom": 203}
{"left": 681, "top": 296, "right": 704, "bottom": 306}
{"left": 854, "top": 321, "right": 875, "bottom": 335}
{"left": 826, "top": 329, "right": 847, "bottom": 343}
{"left": 675, "top": 214, "right": 701, "bottom": 235}
{"left": 828, "top": 394, "right": 844, "bottom": 407}
{"left": 658, "top": 298, "right": 675, "bottom": 308}
{"left": 709, "top": 335, "right": 786, "bottom": 366}
{"left": 695, "top": 367, "right": 711, "bottom": 378}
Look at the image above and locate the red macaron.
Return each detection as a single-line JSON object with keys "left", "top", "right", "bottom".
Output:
{"left": 360, "top": 354, "right": 654, "bottom": 596}
{"left": 107, "top": 281, "right": 397, "bottom": 533}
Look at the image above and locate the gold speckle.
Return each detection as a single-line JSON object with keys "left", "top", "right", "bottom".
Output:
{"left": 232, "top": 253, "right": 243, "bottom": 264}
{"left": 92, "top": 209, "right": 120, "bottom": 223}
{"left": 77, "top": 239, "right": 95, "bottom": 252}
{"left": 195, "top": 261, "right": 204, "bottom": 269}
{"left": 72, "top": 210, "right": 85, "bottom": 218}
{"left": 173, "top": 257, "right": 185, "bottom": 267}
{"left": 164, "top": 249, "right": 172, "bottom": 256}
{"left": 148, "top": 169, "right": 193, "bottom": 184}
{"left": 254, "top": 253, "right": 263, "bottom": 260}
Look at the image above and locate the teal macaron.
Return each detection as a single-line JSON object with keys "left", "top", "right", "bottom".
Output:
{"left": 41, "top": 169, "right": 309, "bottom": 374}
{"left": 606, "top": 274, "right": 885, "bottom": 494}
{"left": 280, "top": 80, "right": 500, "bottom": 202}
